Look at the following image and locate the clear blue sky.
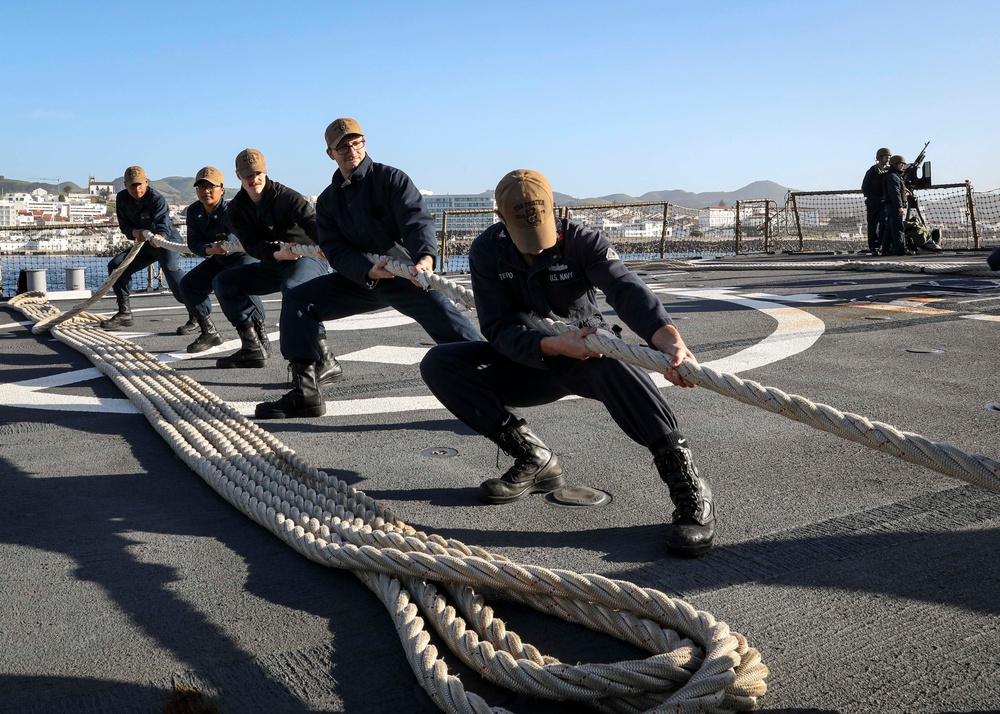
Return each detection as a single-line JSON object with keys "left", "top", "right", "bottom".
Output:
{"left": 3, "top": 0, "right": 998, "bottom": 199}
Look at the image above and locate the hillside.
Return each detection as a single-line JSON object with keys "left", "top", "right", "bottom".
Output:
{"left": 0, "top": 178, "right": 85, "bottom": 195}
{"left": 554, "top": 180, "right": 791, "bottom": 209}
{"left": 0, "top": 176, "right": 237, "bottom": 204}
{"left": 2, "top": 175, "right": 792, "bottom": 209}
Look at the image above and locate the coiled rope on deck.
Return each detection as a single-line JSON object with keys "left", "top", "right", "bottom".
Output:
{"left": 18, "top": 242, "right": 995, "bottom": 709}
{"left": 8, "top": 288, "right": 768, "bottom": 712}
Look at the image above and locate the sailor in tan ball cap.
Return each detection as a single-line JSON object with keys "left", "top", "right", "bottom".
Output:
{"left": 419, "top": 168, "right": 716, "bottom": 558}
{"left": 100, "top": 166, "right": 189, "bottom": 332}
{"left": 253, "top": 118, "right": 482, "bottom": 420}
{"left": 211, "top": 148, "right": 336, "bottom": 378}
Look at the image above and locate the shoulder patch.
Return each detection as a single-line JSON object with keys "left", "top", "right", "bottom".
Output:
{"left": 606, "top": 246, "right": 620, "bottom": 260}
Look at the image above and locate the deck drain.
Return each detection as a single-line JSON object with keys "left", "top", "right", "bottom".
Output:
{"left": 864, "top": 316, "right": 892, "bottom": 321}
{"left": 420, "top": 447, "right": 458, "bottom": 458}
{"left": 903, "top": 347, "right": 945, "bottom": 354}
{"left": 545, "top": 486, "right": 612, "bottom": 508}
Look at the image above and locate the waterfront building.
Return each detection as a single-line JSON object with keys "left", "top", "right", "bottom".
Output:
{"left": 66, "top": 202, "right": 109, "bottom": 221}
{"left": 582, "top": 217, "right": 669, "bottom": 240}
{"left": 421, "top": 191, "right": 497, "bottom": 236}
{"left": 698, "top": 205, "right": 737, "bottom": 229}
{"left": 620, "top": 220, "right": 669, "bottom": 239}
{"left": 1, "top": 188, "right": 109, "bottom": 227}
{"left": 798, "top": 208, "right": 820, "bottom": 227}
{"left": 0, "top": 202, "right": 19, "bottom": 227}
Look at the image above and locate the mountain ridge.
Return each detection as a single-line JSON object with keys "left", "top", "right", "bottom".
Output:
{"left": 1, "top": 176, "right": 792, "bottom": 209}
{"left": 554, "top": 180, "right": 791, "bottom": 208}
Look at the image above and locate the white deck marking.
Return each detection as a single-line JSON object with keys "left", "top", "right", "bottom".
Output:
{"left": 739, "top": 292, "right": 842, "bottom": 304}
{"left": 1, "top": 292, "right": 824, "bottom": 416}
{"left": 960, "top": 314, "right": 1000, "bottom": 322}
{"left": 320, "top": 311, "right": 416, "bottom": 331}
{"left": 646, "top": 288, "right": 826, "bottom": 388}
{"left": 21, "top": 288, "right": 992, "bottom": 418}
{"left": 338, "top": 346, "right": 429, "bottom": 365}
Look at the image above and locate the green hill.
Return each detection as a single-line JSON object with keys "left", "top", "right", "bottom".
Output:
{"left": 555, "top": 181, "right": 791, "bottom": 209}
{"left": 0, "top": 178, "right": 84, "bottom": 195}
{"left": 2, "top": 175, "right": 792, "bottom": 211}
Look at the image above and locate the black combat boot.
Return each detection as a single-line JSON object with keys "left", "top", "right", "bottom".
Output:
{"left": 255, "top": 361, "right": 326, "bottom": 419}
{"left": 176, "top": 313, "right": 199, "bottom": 335}
{"left": 653, "top": 431, "right": 716, "bottom": 557}
{"left": 186, "top": 316, "right": 223, "bottom": 354}
{"left": 316, "top": 336, "right": 344, "bottom": 385}
{"left": 481, "top": 418, "right": 564, "bottom": 504}
{"left": 100, "top": 296, "right": 133, "bottom": 330}
{"left": 253, "top": 319, "right": 271, "bottom": 359}
{"left": 216, "top": 319, "right": 267, "bottom": 368}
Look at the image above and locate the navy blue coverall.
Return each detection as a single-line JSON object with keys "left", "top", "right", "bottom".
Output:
{"left": 178, "top": 197, "right": 258, "bottom": 319}
{"left": 882, "top": 168, "right": 908, "bottom": 256}
{"left": 861, "top": 163, "right": 886, "bottom": 253}
{"left": 109, "top": 187, "right": 186, "bottom": 302}
{"left": 214, "top": 178, "right": 327, "bottom": 327}
{"left": 278, "top": 154, "right": 481, "bottom": 362}
{"left": 420, "top": 218, "right": 680, "bottom": 447}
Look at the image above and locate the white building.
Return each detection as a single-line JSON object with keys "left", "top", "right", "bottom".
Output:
{"left": 0, "top": 202, "right": 20, "bottom": 226}
{"left": 698, "top": 206, "right": 736, "bottom": 228}
{"left": 422, "top": 192, "right": 497, "bottom": 235}
{"left": 89, "top": 176, "right": 116, "bottom": 197}
{"left": 583, "top": 217, "right": 670, "bottom": 240}
{"left": 617, "top": 221, "right": 668, "bottom": 239}
{"left": 67, "top": 203, "right": 109, "bottom": 221}
{"left": 32, "top": 236, "right": 72, "bottom": 252}
{"left": 0, "top": 190, "right": 109, "bottom": 226}
{"left": 796, "top": 208, "right": 820, "bottom": 227}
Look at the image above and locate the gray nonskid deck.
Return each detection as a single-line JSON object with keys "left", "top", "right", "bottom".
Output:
{"left": 1, "top": 259, "right": 998, "bottom": 713}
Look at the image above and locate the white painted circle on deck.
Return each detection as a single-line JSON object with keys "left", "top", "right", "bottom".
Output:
{"left": 1, "top": 293, "right": 823, "bottom": 416}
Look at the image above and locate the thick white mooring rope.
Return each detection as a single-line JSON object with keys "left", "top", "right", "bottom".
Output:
{"left": 9, "top": 289, "right": 767, "bottom": 710}
{"left": 14, "top": 241, "right": 997, "bottom": 711}
{"left": 35, "top": 238, "right": 1000, "bottom": 491}
{"left": 368, "top": 254, "right": 1000, "bottom": 496}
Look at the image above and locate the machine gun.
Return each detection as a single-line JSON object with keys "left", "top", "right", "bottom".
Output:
{"left": 900, "top": 141, "right": 942, "bottom": 251}
{"left": 902, "top": 141, "right": 932, "bottom": 190}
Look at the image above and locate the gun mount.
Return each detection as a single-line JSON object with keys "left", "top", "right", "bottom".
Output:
{"left": 903, "top": 141, "right": 932, "bottom": 190}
